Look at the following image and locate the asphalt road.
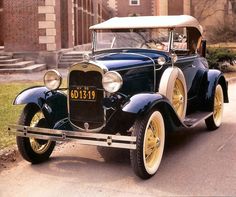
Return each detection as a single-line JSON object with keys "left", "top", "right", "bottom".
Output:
{"left": 0, "top": 82, "right": 236, "bottom": 197}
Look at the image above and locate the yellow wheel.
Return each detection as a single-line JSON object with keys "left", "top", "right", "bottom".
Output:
{"left": 29, "top": 111, "right": 52, "bottom": 154}
{"left": 205, "top": 84, "right": 224, "bottom": 130}
{"left": 130, "top": 110, "right": 165, "bottom": 179}
{"left": 159, "top": 67, "right": 187, "bottom": 120}
{"left": 16, "top": 104, "right": 55, "bottom": 163}
{"left": 172, "top": 78, "right": 186, "bottom": 118}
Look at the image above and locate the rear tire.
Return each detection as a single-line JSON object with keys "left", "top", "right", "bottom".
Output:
{"left": 130, "top": 110, "right": 165, "bottom": 179}
{"left": 205, "top": 84, "right": 224, "bottom": 131}
{"left": 16, "top": 104, "right": 55, "bottom": 164}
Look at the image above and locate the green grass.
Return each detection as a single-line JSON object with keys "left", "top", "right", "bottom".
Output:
{"left": 0, "top": 82, "right": 42, "bottom": 149}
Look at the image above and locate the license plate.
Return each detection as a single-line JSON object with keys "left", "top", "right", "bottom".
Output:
{"left": 70, "top": 86, "right": 96, "bottom": 101}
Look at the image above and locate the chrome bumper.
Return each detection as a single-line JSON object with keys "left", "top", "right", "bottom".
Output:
{"left": 8, "top": 124, "right": 136, "bottom": 150}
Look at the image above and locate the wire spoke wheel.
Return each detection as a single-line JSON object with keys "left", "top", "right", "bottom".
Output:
{"left": 213, "top": 85, "right": 224, "bottom": 126}
{"left": 143, "top": 115, "right": 163, "bottom": 171}
{"left": 29, "top": 112, "right": 52, "bottom": 154}
{"left": 130, "top": 110, "right": 165, "bottom": 179}
{"left": 159, "top": 67, "right": 187, "bottom": 120}
{"left": 16, "top": 104, "right": 55, "bottom": 163}
{"left": 172, "top": 79, "right": 185, "bottom": 118}
{"left": 205, "top": 84, "right": 224, "bottom": 131}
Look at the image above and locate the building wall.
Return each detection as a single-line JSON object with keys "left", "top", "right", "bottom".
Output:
{"left": 168, "top": 0, "right": 184, "bottom": 15}
{"left": 4, "top": 0, "right": 47, "bottom": 51}
{"left": 109, "top": 0, "right": 154, "bottom": 16}
{"left": 73, "top": 0, "right": 110, "bottom": 46}
{"left": 0, "top": 0, "right": 3, "bottom": 45}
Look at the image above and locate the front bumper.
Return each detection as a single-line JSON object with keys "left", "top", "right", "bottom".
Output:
{"left": 8, "top": 124, "right": 136, "bottom": 150}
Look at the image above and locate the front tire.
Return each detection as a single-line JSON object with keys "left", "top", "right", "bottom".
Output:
{"left": 130, "top": 110, "right": 165, "bottom": 179}
{"left": 16, "top": 104, "right": 55, "bottom": 164}
{"left": 205, "top": 84, "right": 224, "bottom": 131}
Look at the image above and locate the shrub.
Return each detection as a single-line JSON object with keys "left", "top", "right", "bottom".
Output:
{"left": 206, "top": 47, "right": 236, "bottom": 71}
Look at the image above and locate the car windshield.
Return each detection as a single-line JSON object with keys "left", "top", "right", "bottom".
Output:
{"left": 94, "top": 28, "right": 170, "bottom": 52}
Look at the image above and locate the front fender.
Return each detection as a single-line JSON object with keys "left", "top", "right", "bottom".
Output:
{"left": 14, "top": 86, "right": 68, "bottom": 126}
{"left": 13, "top": 86, "right": 49, "bottom": 107}
{"left": 122, "top": 93, "right": 183, "bottom": 131}
{"left": 122, "top": 93, "right": 167, "bottom": 114}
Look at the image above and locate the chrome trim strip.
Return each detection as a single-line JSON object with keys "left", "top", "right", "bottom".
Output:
{"left": 8, "top": 124, "right": 136, "bottom": 150}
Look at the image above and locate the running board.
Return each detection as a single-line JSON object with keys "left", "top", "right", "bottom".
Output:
{"left": 183, "top": 112, "right": 213, "bottom": 127}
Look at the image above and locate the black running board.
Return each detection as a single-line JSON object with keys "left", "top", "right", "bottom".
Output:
{"left": 183, "top": 112, "right": 213, "bottom": 127}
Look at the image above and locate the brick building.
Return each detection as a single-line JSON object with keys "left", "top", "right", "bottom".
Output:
{"left": 0, "top": 0, "right": 3, "bottom": 46}
{"left": 0, "top": 0, "right": 112, "bottom": 67}
{"left": 0, "top": 0, "right": 234, "bottom": 69}
{"left": 106, "top": 0, "right": 191, "bottom": 16}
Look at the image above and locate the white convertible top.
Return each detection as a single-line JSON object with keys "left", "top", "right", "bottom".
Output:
{"left": 90, "top": 15, "right": 203, "bottom": 34}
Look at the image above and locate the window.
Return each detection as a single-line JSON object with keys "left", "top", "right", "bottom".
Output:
{"left": 173, "top": 28, "right": 188, "bottom": 51}
{"left": 130, "top": 0, "right": 140, "bottom": 6}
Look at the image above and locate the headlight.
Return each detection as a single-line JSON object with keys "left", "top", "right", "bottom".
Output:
{"left": 157, "top": 56, "right": 166, "bottom": 65}
{"left": 43, "top": 69, "right": 62, "bottom": 90}
{"left": 102, "top": 71, "right": 123, "bottom": 93}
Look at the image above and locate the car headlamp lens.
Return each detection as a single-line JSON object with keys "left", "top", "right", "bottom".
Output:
{"left": 43, "top": 70, "right": 62, "bottom": 90}
{"left": 102, "top": 71, "right": 123, "bottom": 93}
{"left": 157, "top": 56, "right": 166, "bottom": 65}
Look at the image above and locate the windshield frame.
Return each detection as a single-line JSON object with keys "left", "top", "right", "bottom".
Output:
{"left": 92, "top": 28, "right": 173, "bottom": 54}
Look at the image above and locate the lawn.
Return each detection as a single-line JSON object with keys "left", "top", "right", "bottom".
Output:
{"left": 0, "top": 82, "right": 42, "bottom": 149}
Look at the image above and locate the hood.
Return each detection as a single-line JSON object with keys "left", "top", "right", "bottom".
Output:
{"left": 94, "top": 50, "right": 170, "bottom": 71}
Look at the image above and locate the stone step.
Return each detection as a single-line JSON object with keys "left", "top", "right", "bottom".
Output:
{"left": 59, "top": 58, "right": 82, "bottom": 63}
{"left": 0, "top": 61, "right": 35, "bottom": 69}
{"left": 65, "top": 51, "right": 89, "bottom": 55}
{"left": 58, "top": 62, "right": 75, "bottom": 68}
{"left": 0, "top": 58, "right": 23, "bottom": 64}
{"left": 0, "top": 64, "right": 46, "bottom": 74}
{"left": 60, "top": 55, "right": 83, "bottom": 59}
{"left": 0, "top": 56, "right": 12, "bottom": 60}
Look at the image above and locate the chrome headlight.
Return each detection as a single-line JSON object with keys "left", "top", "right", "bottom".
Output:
{"left": 102, "top": 71, "right": 123, "bottom": 93}
{"left": 43, "top": 69, "right": 62, "bottom": 90}
{"left": 157, "top": 56, "right": 166, "bottom": 65}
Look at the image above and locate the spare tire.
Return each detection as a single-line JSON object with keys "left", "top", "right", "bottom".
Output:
{"left": 159, "top": 67, "right": 187, "bottom": 120}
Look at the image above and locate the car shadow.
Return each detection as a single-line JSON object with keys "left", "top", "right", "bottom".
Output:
{"left": 29, "top": 123, "right": 212, "bottom": 184}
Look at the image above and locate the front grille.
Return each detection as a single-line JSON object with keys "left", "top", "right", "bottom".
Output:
{"left": 68, "top": 69, "right": 104, "bottom": 130}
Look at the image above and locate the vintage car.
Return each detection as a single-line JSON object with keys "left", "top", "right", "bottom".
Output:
{"left": 9, "top": 15, "right": 228, "bottom": 179}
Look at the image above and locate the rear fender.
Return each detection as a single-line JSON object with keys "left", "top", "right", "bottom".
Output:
{"left": 13, "top": 86, "right": 68, "bottom": 126}
{"left": 204, "top": 70, "right": 229, "bottom": 111}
